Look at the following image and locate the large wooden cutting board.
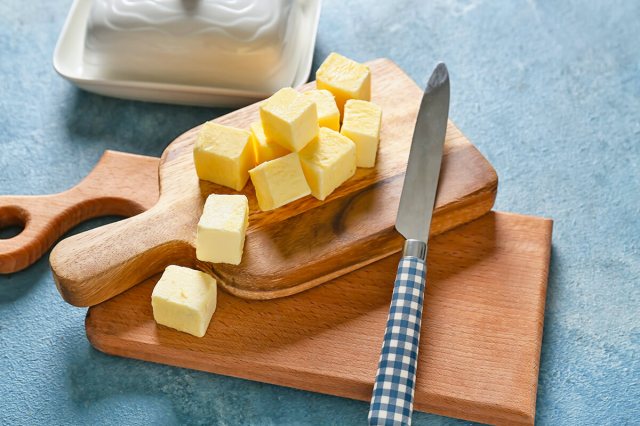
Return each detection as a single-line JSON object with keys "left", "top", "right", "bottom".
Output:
{"left": 86, "top": 211, "right": 553, "bottom": 425}
{"left": 51, "top": 59, "right": 497, "bottom": 307}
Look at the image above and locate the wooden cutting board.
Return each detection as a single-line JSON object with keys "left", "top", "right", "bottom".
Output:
{"left": 0, "top": 151, "right": 160, "bottom": 274}
{"left": 51, "top": 59, "right": 498, "bottom": 307}
{"left": 86, "top": 211, "right": 553, "bottom": 425}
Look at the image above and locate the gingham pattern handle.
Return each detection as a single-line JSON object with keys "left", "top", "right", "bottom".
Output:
{"left": 369, "top": 256, "right": 427, "bottom": 426}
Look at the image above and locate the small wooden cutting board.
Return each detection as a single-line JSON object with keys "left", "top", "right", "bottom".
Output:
{"left": 86, "top": 211, "right": 552, "bottom": 425}
{"left": 51, "top": 58, "right": 497, "bottom": 307}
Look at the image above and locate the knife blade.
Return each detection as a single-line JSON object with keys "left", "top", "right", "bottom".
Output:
{"left": 396, "top": 62, "right": 450, "bottom": 245}
{"left": 368, "top": 63, "right": 450, "bottom": 426}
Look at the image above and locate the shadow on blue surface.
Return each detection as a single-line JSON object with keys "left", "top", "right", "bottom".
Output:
{"left": 62, "top": 88, "right": 231, "bottom": 157}
{"left": 0, "top": 255, "right": 50, "bottom": 305}
{"left": 0, "top": 216, "right": 125, "bottom": 304}
{"left": 0, "top": 224, "right": 23, "bottom": 240}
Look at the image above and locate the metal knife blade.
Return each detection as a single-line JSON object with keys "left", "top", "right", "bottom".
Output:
{"left": 395, "top": 63, "right": 450, "bottom": 244}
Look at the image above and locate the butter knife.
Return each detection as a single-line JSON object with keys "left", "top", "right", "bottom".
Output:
{"left": 368, "top": 63, "right": 450, "bottom": 426}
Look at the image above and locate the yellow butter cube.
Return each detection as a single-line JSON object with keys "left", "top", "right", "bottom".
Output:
{"left": 302, "top": 89, "right": 340, "bottom": 131}
{"left": 193, "top": 122, "right": 255, "bottom": 191}
{"left": 260, "top": 87, "right": 319, "bottom": 152}
{"left": 249, "top": 152, "right": 311, "bottom": 211}
{"left": 316, "top": 52, "right": 371, "bottom": 114}
{"left": 196, "top": 194, "right": 249, "bottom": 265}
{"left": 340, "top": 100, "right": 383, "bottom": 168}
{"left": 151, "top": 265, "right": 217, "bottom": 338}
{"left": 299, "top": 128, "right": 356, "bottom": 201}
{"left": 249, "top": 121, "right": 289, "bottom": 165}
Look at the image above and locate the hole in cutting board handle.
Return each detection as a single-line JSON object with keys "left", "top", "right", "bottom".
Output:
{"left": 0, "top": 205, "right": 27, "bottom": 240}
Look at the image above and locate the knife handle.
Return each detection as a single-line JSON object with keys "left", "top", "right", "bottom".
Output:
{"left": 369, "top": 252, "right": 427, "bottom": 426}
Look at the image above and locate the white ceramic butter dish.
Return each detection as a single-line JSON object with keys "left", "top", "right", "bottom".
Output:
{"left": 53, "top": 0, "right": 321, "bottom": 107}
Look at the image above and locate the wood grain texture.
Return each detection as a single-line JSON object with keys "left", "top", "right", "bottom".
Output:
{"left": 86, "top": 211, "right": 553, "bottom": 426}
{"left": 0, "top": 151, "right": 160, "bottom": 274}
{"left": 51, "top": 59, "right": 498, "bottom": 306}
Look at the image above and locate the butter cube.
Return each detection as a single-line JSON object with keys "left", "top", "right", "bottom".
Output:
{"left": 249, "top": 152, "right": 311, "bottom": 211}
{"left": 196, "top": 194, "right": 249, "bottom": 265}
{"left": 299, "top": 128, "right": 356, "bottom": 201}
{"left": 249, "top": 121, "right": 289, "bottom": 165}
{"left": 151, "top": 265, "right": 217, "bottom": 338}
{"left": 260, "top": 87, "right": 319, "bottom": 152}
{"left": 193, "top": 122, "right": 255, "bottom": 191}
{"left": 316, "top": 53, "right": 371, "bottom": 114}
{"left": 303, "top": 89, "right": 340, "bottom": 131}
{"left": 340, "top": 100, "right": 383, "bottom": 168}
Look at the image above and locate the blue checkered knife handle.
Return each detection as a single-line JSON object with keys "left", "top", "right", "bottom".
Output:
{"left": 368, "top": 256, "right": 427, "bottom": 426}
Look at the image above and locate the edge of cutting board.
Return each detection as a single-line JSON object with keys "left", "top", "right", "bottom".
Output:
{"left": 85, "top": 211, "right": 553, "bottom": 425}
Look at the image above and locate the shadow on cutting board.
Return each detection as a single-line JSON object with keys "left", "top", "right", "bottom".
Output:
{"left": 86, "top": 214, "right": 495, "bottom": 353}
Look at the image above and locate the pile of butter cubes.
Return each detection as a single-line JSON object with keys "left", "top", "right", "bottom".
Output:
{"left": 151, "top": 53, "right": 382, "bottom": 338}
{"left": 194, "top": 52, "right": 382, "bottom": 209}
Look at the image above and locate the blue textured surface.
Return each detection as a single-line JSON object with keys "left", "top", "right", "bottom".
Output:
{"left": 1, "top": 1, "right": 638, "bottom": 424}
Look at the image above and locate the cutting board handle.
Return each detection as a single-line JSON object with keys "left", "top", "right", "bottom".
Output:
{"left": 0, "top": 151, "right": 159, "bottom": 274}
{"left": 50, "top": 197, "right": 199, "bottom": 306}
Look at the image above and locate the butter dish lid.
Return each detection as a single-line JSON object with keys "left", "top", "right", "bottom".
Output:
{"left": 53, "top": 0, "right": 321, "bottom": 107}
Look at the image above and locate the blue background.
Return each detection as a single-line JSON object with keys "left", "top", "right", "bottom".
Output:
{"left": 1, "top": 1, "right": 638, "bottom": 424}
